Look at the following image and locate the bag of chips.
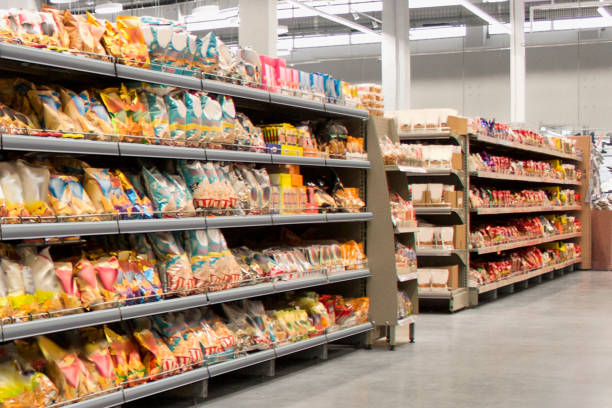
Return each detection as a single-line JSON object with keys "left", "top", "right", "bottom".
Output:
{"left": 115, "top": 170, "right": 153, "bottom": 219}
{"left": 207, "top": 229, "right": 242, "bottom": 290}
{"left": 164, "top": 92, "right": 187, "bottom": 146}
{"left": 19, "top": 247, "right": 63, "bottom": 314}
{"left": 92, "top": 255, "right": 120, "bottom": 306}
{"left": 0, "top": 162, "right": 31, "bottom": 221}
{"left": 200, "top": 94, "right": 223, "bottom": 145}
{"left": 53, "top": 261, "right": 82, "bottom": 312}
{"left": 98, "top": 85, "right": 154, "bottom": 142}
{"left": 152, "top": 313, "right": 203, "bottom": 368}
{"left": 79, "top": 90, "right": 115, "bottom": 137}
{"left": 147, "top": 232, "right": 194, "bottom": 293}
{"left": 41, "top": 5, "right": 69, "bottom": 48}
{"left": 116, "top": 16, "right": 150, "bottom": 68}
{"left": 74, "top": 256, "right": 105, "bottom": 310}
{"left": 27, "top": 88, "right": 79, "bottom": 133}
{"left": 79, "top": 328, "right": 117, "bottom": 391}
{"left": 48, "top": 174, "right": 98, "bottom": 221}
{"left": 83, "top": 167, "right": 133, "bottom": 217}
{"left": 103, "top": 326, "right": 147, "bottom": 385}
{"left": 2, "top": 258, "right": 38, "bottom": 321}
{"left": 132, "top": 318, "right": 179, "bottom": 379}
{"left": 14, "top": 160, "right": 54, "bottom": 219}
{"left": 0, "top": 359, "right": 58, "bottom": 408}
{"left": 184, "top": 92, "right": 203, "bottom": 146}
{"left": 183, "top": 230, "right": 211, "bottom": 290}
{"left": 218, "top": 95, "right": 237, "bottom": 146}
{"left": 140, "top": 90, "right": 170, "bottom": 144}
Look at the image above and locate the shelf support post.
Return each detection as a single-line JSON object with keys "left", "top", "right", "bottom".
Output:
{"left": 239, "top": 0, "right": 278, "bottom": 57}
{"left": 510, "top": 0, "right": 526, "bottom": 123}
{"left": 382, "top": 0, "right": 410, "bottom": 110}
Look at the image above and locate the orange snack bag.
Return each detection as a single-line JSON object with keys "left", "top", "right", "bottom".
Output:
{"left": 103, "top": 326, "right": 147, "bottom": 385}
{"left": 116, "top": 16, "right": 150, "bottom": 68}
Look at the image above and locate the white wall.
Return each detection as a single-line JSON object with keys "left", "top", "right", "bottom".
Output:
{"left": 292, "top": 40, "right": 612, "bottom": 129}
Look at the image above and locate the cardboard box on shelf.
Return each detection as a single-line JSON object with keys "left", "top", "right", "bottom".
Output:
{"left": 447, "top": 115, "right": 468, "bottom": 136}
{"left": 445, "top": 264, "right": 460, "bottom": 289}
{"left": 291, "top": 174, "right": 303, "bottom": 187}
{"left": 451, "top": 153, "right": 463, "bottom": 170}
{"left": 443, "top": 190, "right": 456, "bottom": 206}
{"left": 456, "top": 191, "right": 464, "bottom": 208}
{"left": 270, "top": 173, "right": 293, "bottom": 187}
{"left": 454, "top": 224, "right": 466, "bottom": 249}
{"left": 411, "top": 184, "right": 429, "bottom": 204}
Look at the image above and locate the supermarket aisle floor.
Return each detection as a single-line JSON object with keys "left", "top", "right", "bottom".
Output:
{"left": 194, "top": 271, "right": 612, "bottom": 408}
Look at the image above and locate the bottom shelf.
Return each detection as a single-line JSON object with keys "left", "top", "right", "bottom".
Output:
{"left": 397, "top": 315, "right": 417, "bottom": 326}
{"left": 65, "top": 323, "right": 373, "bottom": 408}
{"left": 419, "top": 288, "right": 470, "bottom": 312}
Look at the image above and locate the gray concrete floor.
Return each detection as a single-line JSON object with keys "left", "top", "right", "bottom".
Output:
{"left": 198, "top": 271, "right": 612, "bottom": 408}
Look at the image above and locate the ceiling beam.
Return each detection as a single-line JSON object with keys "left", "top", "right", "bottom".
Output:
{"left": 283, "top": 0, "right": 382, "bottom": 38}
{"left": 460, "top": 0, "right": 511, "bottom": 34}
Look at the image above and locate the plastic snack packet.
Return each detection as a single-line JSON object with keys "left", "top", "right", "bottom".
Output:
{"left": 0, "top": 162, "right": 30, "bottom": 221}
{"left": 132, "top": 318, "right": 179, "bottom": 379}
{"left": 164, "top": 92, "right": 187, "bottom": 146}
{"left": 184, "top": 92, "right": 203, "bottom": 146}
{"left": 103, "top": 326, "right": 147, "bottom": 385}
{"left": 115, "top": 170, "right": 153, "bottom": 219}
{"left": 27, "top": 88, "right": 79, "bottom": 132}
{"left": 79, "top": 91, "right": 115, "bottom": 137}
{"left": 54, "top": 261, "right": 82, "bottom": 312}
{"left": 152, "top": 313, "right": 203, "bottom": 368}
{"left": 14, "top": 160, "right": 54, "bottom": 219}
{"left": 19, "top": 247, "right": 63, "bottom": 314}
{"left": 218, "top": 95, "right": 237, "bottom": 146}
{"left": 0, "top": 264, "right": 13, "bottom": 322}
{"left": 140, "top": 90, "right": 170, "bottom": 144}
{"left": 183, "top": 230, "right": 211, "bottom": 290}
{"left": 92, "top": 255, "right": 120, "bottom": 306}
{"left": 116, "top": 16, "right": 150, "bottom": 68}
{"left": 2, "top": 258, "right": 38, "bottom": 321}
{"left": 166, "top": 173, "right": 196, "bottom": 217}
{"left": 0, "top": 359, "right": 58, "bottom": 408}
{"left": 37, "top": 335, "right": 101, "bottom": 401}
{"left": 142, "top": 165, "right": 178, "bottom": 215}
{"left": 207, "top": 229, "right": 241, "bottom": 290}
{"left": 83, "top": 167, "right": 131, "bottom": 216}
{"left": 147, "top": 232, "right": 195, "bottom": 293}
{"left": 41, "top": 5, "right": 69, "bottom": 48}
{"left": 74, "top": 256, "right": 105, "bottom": 310}
{"left": 200, "top": 94, "right": 223, "bottom": 145}
{"left": 140, "top": 17, "right": 173, "bottom": 70}
{"left": 63, "top": 9, "right": 94, "bottom": 52}
{"left": 134, "top": 255, "right": 163, "bottom": 302}
{"left": 79, "top": 328, "right": 117, "bottom": 390}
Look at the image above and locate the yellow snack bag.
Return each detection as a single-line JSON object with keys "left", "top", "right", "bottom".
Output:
{"left": 103, "top": 326, "right": 147, "bottom": 385}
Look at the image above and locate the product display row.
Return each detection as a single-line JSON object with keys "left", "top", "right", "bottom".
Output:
{"left": 0, "top": 229, "right": 366, "bottom": 325}
{"left": 0, "top": 8, "right": 365, "bottom": 106}
{"left": 389, "top": 193, "right": 416, "bottom": 229}
{"left": 0, "top": 156, "right": 365, "bottom": 225}
{"left": 470, "top": 152, "right": 580, "bottom": 183}
{"left": 469, "top": 187, "right": 579, "bottom": 209}
{"left": 470, "top": 215, "right": 581, "bottom": 249}
{"left": 0, "top": 292, "right": 370, "bottom": 407}
{"left": 0, "top": 78, "right": 366, "bottom": 161}
{"left": 469, "top": 243, "right": 581, "bottom": 287}
{"left": 379, "top": 137, "right": 461, "bottom": 170}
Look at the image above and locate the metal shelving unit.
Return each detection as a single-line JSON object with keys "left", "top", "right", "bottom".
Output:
{"left": 472, "top": 205, "right": 582, "bottom": 215}
{"left": 471, "top": 232, "right": 582, "bottom": 255}
{"left": 0, "top": 42, "right": 375, "bottom": 408}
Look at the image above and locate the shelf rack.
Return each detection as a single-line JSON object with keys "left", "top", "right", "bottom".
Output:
{"left": 0, "top": 41, "right": 376, "bottom": 407}
{"left": 386, "top": 115, "right": 588, "bottom": 311}
{"left": 366, "top": 117, "right": 418, "bottom": 349}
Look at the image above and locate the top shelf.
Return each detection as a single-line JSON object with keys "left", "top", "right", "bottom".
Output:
{"left": 398, "top": 130, "right": 462, "bottom": 145}
{"left": 0, "top": 42, "right": 368, "bottom": 120}
{"left": 470, "top": 134, "right": 581, "bottom": 161}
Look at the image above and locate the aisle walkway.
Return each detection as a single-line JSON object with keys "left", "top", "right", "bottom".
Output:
{"left": 199, "top": 271, "right": 612, "bottom": 408}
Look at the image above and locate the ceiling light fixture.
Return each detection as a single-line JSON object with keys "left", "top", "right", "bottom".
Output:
{"left": 95, "top": 2, "right": 123, "bottom": 14}
{"left": 597, "top": 6, "right": 612, "bottom": 19}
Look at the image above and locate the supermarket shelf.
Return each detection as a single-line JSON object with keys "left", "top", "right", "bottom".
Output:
{"left": 471, "top": 231, "right": 582, "bottom": 255}
{"left": 397, "top": 315, "right": 416, "bottom": 326}
{"left": 0, "top": 43, "right": 369, "bottom": 120}
{"left": 416, "top": 248, "right": 453, "bottom": 256}
{"left": 418, "top": 291, "right": 452, "bottom": 299}
{"left": 471, "top": 171, "right": 581, "bottom": 186}
{"left": 470, "top": 133, "right": 581, "bottom": 161}
{"left": 63, "top": 324, "right": 373, "bottom": 407}
{"left": 1, "top": 134, "right": 371, "bottom": 168}
{"left": 0, "top": 213, "right": 373, "bottom": 240}
{"left": 397, "top": 272, "right": 417, "bottom": 282}
{"left": 394, "top": 225, "right": 419, "bottom": 234}
{"left": 0, "top": 42, "right": 116, "bottom": 76}
{"left": 420, "top": 288, "right": 470, "bottom": 312}
{"left": 414, "top": 207, "right": 454, "bottom": 215}
{"left": 2, "top": 308, "right": 122, "bottom": 342}
{"left": 385, "top": 165, "right": 462, "bottom": 177}
{"left": 1, "top": 269, "right": 371, "bottom": 341}
{"left": 398, "top": 130, "right": 461, "bottom": 144}
{"left": 123, "top": 367, "right": 210, "bottom": 403}
{"left": 476, "top": 258, "right": 582, "bottom": 294}
{"left": 472, "top": 205, "right": 582, "bottom": 215}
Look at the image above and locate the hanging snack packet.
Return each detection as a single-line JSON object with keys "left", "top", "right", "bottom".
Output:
{"left": 200, "top": 94, "right": 223, "bottom": 145}
{"left": 132, "top": 318, "right": 179, "bottom": 379}
{"left": 19, "top": 247, "right": 63, "bottom": 314}
{"left": 183, "top": 230, "right": 211, "bottom": 290}
{"left": 74, "top": 257, "right": 105, "bottom": 310}
{"left": 147, "top": 232, "right": 194, "bottom": 293}
{"left": 103, "top": 326, "right": 147, "bottom": 385}
{"left": 0, "top": 162, "right": 30, "bottom": 221}
{"left": 166, "top": 173, "right": 196, "bottom": 217}
{"left": 152, "top": 313, "right": 203, "bottom": 368}
{"left": 141, "top": 165, "right": 178, "bottom": 215}
{"left": 54, "top": 261, "right": 82, "bottom": 312}
{"left": 164, "top": 92, "right": 187, "bottom": 146}
{"left": 15, "top": 160, "right": 54, "bottom": 219}
{"left": 83, "top": 167, "right": 133, "bottom": 217}
{"left": 37, "top": 335, "right": 101, "bottom": 401}
{"left": 184, "top": 92, "right": 203, "bottom": 146}
{"left": 115, "top": 170, "right": 153, "bottom": 219}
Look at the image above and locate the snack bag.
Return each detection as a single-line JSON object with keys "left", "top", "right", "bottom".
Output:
{"left": 141, "top": 165, "right": 178, "bottom": 215}
{"left": 134, "top": 255, "right": 163, "bottom": 302}
{"left": 141, "top": 90, "right": 170, "bottom": 144}
{"left": 164, "top": 92, "right": 187, "bottom": 146}
{"left": 207, "top": 229, "right": 241, "bottom": 290}
{"left": 115, "top": 170, "right": 154, "bottom": 219}
{"left": 41, "top": 5, "right": 70, "bottom": 48}
{"left": 132, "top": 318, "right": 179, "bottom": 378}
{"left": 63, "top": 9, "right": 94, "bottom": 52}
{"left": 37, "top": 336, "right": 101, "bottom": 401}
{"left": 116, "top": 16, "right": 150, "bottom": 68}
{"left": 48, "top": 174, "right": 99, "bottom": 221}
{"left": 54, "top": 261, "right": 82, "bottom": 312}
{"left": 0, "top": 162, "right": 31, "bottom": 220}
{"left": 193, "top": 32, "right": 220, "bottom": 74}
{"left": 152, "top": 313, "right": 203, "bottom": 368}
{"left": 92, "top": 255, "right": 120, "bottom": 306}
{"left": 19, "top": 247, "right": 63, "bottom": 314}
{"left": 83, "top": 167, "right": 132, "bottom": 216}
{"left": 183, "top": 230, "right": 211, "bottom": 290}
{"left": 166, "top": 173, "right": 196, "bottom": 217}
{"left": 98, "top": 86, "right": 154, "bottom": 141}
{"left": 0, "top": 264, "right": 13, "bottom": 322}
{"left": 184, "top": 92, "right": 203, "bottom": 146}
{"left": 147, "top": 232, "right": 194, "bottom": 293}
{"left": 200, "top": 94, "right": 223, "bottom": 145}
{"left": 218, "top": 95, "right": 237, "bottom": 146}
{"left": 74, "top": 256, "right": 105, "bottom": 310}
{"left": 103, "top": 326, "right": 147, "bottom": 385}
{"left": 27, "top": 88, "right": 79, "bottom": 132}
{"left": 140, "top": 17, "right": 173, "bottom": 70}
{"left": 79, "top": 328, "right": 117, "bottom": 390}
{"left": 88, "top": 15, "right": 123, "bottom": 59}
{"left": 2, "top": 258, "right": 38, "bottom": 321}
{"left": 0, "top": 360, "right": 58, "bottom": 407}
{"left": 59, "top": 88, "right": 100, "bottom": 135}
{"left": 124, "top": 173, "right": 155, "bottom": 219}
{"left": 14, "top": 160, "right": 54, "bottom": 219}
{"left": 79, "top": 90, "right": 115, "bottom": 137}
